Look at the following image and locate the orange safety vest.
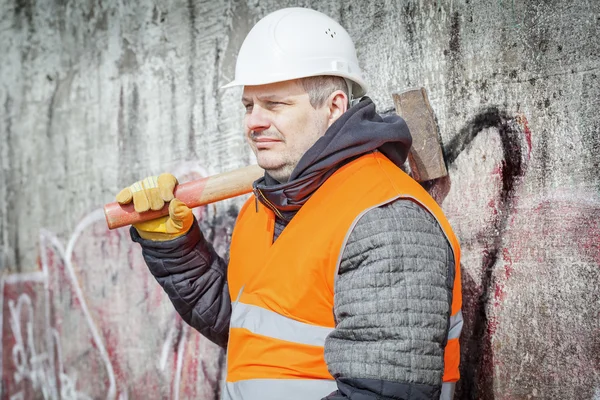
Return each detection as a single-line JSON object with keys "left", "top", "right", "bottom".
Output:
{"left": 225, "top": 152, "right": 462, "bottom": 400}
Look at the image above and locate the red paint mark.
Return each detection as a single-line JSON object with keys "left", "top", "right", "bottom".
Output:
{"left": 491, "top": 164, "right": 503, "bottom": 176}
{"left": 492, "top": 248, "right": 514, "bottom": 307}
{"left": 502, "top": 248, "right": 514, "bottom": 279}
{"left": 487, "top": 315, "right": 499, "bottom": 336}
{"left": 494, "top": 282, "right": 505, "bottom": 304}
{"left": 2, "top": 279, "right": 58, "bottom": 398}
{"left": 526, "top": 196, "right": 600, "bottom": 266}
{"left": 102, "top": 324, "right": 127, "bottom": 395}
{"left": 488, "top": 199, "right": 499, "bottom": 216}
{"left": 181, "top": 340, "right": 200, "bottom": 399}
{"left": 579, "top": 222, "right": 600, "bottom": 266}
{"left": 516, "top": 113, "right": 532, "bottom": 159}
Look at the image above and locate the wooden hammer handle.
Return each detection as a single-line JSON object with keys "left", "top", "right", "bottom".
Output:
{"left": 104, "top": 164, "right": 264, "bottom": 230}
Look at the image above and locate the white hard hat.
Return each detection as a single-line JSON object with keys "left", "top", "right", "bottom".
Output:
{"left": 222, "top": 7, "right": 367, "bottom": 98}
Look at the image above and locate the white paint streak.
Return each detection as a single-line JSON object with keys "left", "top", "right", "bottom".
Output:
{"left": 8, "top": 293, "right": 57, "bottom": 398}
{"left": 160, "top": 317, "right": 178, "bottom": 371}
{"left": 39, "top": 233, "right": 58, "bottom": 399}
{"left": 62, "top": 209, "right": 117, "bottom": 400}
{"left": 3, "top": 272, "right": 46, "bottom": 283}
{"left": 172, "top": 323, "right": 189, "bottom": 400}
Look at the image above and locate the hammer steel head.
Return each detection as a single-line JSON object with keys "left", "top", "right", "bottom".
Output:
{"left": 392, "top": 88, "right": 448, "bottom": 182}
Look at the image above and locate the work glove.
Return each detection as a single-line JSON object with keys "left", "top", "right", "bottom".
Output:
{"left": 116, "top": 174, "right": 193, "bottom": 241}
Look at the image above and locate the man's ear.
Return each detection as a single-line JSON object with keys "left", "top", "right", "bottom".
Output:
{"left": 327, "top": 90, "right": 348, "bottom": 127}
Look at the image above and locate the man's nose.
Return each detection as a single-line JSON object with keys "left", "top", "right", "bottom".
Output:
{"left": 246, "top": 106, "right": 271, "bottom": 132}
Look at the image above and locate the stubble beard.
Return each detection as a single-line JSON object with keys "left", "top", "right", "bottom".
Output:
{"left": 250, "top": 116, "right": 326, "bottom": 183}
{"left": 257, "top": 150, "right": 296, "bottom": 183}
{"left": 249, "top": 131, "right": 295, "bottom": 183}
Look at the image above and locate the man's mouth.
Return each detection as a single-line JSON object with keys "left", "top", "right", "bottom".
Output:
{"left": 254, "top": 138, "right": 280, "bottom": 142}
{"left": 254, "top": 138, "right": 281, "bottom": 149}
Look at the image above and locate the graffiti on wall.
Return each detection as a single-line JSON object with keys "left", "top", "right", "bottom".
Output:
{"left": 441, "top": 109, "right": 531, "bottom": 399}
{"left": 1, "top": 163, "right": 229, "bottom": 399}
{"left": 440, "top": 110, "right": 600, "bottom": 399}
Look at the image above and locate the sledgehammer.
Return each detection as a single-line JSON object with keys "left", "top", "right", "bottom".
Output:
{"left": 103, "top": 88, "right": 447, "bottom": 230}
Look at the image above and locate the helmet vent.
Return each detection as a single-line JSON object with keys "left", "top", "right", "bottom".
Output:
{"left": 325, "top": 28, "right": 337, "bottom": 38}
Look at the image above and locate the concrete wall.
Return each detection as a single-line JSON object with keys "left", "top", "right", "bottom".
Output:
{"left": 1, "top": 0, "right": 598, "bottom": 399}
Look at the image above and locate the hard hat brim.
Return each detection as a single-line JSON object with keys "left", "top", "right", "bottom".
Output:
{"left": 221, "top": 73, "right": 367, "bottom": 98}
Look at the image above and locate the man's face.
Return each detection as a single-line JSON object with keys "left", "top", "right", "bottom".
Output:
{"left": 242, "top": 80, "right": 329, "bottom": 183}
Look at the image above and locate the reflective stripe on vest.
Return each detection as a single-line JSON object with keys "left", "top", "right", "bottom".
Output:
{"left": 223, "top": 297, "right": 337, "bottom": 400}
{"left": 441, "top": 381, "right": 456, "bottom": 400}
{"left": 222, "top": 379, "right": 338, "bottom": 400}
{"left": 449, "top": 310, "right": 464, "bottom": 340}
{"left": 226, "top": 152, "right": 462, "bottom": 398}
{"left": 230, "top": 301, "right": 334, "bottom": 346}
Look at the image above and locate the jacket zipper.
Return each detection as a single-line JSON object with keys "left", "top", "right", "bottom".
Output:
{"left": 254, "top": 188, "right": 286, "bottom": 220}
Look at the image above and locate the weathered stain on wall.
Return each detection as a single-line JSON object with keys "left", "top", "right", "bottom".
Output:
{"left": 1, "top": 0, "right": 599, "bottom": 399}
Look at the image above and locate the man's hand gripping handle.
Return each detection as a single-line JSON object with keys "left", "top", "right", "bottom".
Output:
{"left": 104, "top": 164, "right": 264, "bottom": 230}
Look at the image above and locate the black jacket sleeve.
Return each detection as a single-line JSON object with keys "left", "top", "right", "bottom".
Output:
{"left": 130, "top": 220, "right": 231, "bottom": 348}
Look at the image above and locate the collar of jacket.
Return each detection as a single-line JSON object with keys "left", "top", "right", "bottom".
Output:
{"left": 252, "top": 97, "right": 412, "bottom": 222}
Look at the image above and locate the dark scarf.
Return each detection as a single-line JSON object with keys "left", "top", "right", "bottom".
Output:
{"left": 253, "top": 97, "right": 412, "bottom": 221}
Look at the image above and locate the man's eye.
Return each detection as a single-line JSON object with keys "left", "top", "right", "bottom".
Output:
{"left": 244, "top": 105, "right": 253, "bottom": 112}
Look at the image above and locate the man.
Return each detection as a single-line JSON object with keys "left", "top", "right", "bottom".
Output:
{"left": 117, "top": 7, "right": 462, "bottom": 400}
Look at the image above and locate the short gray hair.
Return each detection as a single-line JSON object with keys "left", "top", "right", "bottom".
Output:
{"left": 299, "top": 76, "right": 349, "bottom": 109}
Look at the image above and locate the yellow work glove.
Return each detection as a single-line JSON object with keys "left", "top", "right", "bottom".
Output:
{"left": 116, "top": 174, "right": 193, "bottom": 241}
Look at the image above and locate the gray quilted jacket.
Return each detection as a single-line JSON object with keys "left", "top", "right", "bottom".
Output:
{"left": 132, "top": 98, "right": 457, "bottom": 399}
{"left": 131, "top": 197, "right": 455, "bottom": 399}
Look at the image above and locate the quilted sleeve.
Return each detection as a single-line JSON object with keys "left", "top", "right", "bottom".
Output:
{"left": 323, "top": 199, "right": 455, "bottom": 399}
